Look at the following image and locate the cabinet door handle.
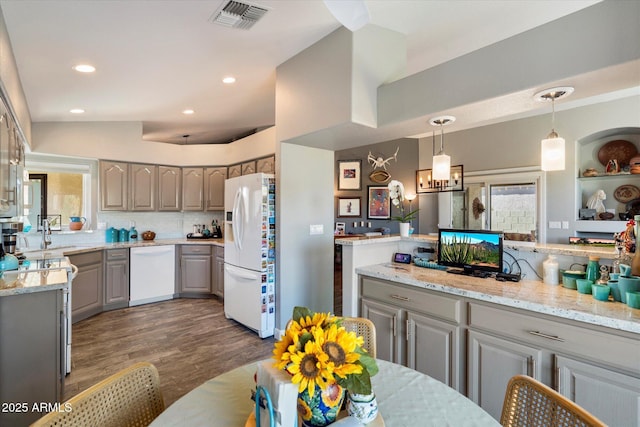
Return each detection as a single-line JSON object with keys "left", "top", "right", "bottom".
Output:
{"left": 392, "top": 315, "right": 397, "bottom": 337}
{"left": 390, "top": 294, "right": 409, "bottom": 301}
{"left": 528, "top": 330, "right": 565, "bottom": 342}
{"left": 527, "top": 356, "right": 537, "bottom": 377}
{"left": 406, "top": 319, "right": 410, "bottom": 341}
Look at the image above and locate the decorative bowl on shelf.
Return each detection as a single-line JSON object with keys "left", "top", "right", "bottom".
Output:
{"left": 141, "top": 231, "right": 156, "bottom": 241}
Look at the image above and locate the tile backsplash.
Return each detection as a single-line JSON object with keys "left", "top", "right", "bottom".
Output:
{"left": 20, "top": 211, "right": 225, "bottom": 249}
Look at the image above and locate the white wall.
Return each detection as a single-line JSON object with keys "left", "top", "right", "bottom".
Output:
{"left": 30, "top": 122, "right": 276, "bottom": 166}
{"left": 276, "top": 142, "right": 334, "bottom": 330}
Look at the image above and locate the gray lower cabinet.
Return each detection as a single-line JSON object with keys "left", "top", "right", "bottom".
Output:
{"left": 360, "top": 277, "right": 462, "bottom": 390}
{"left": 69, "top": 251, "right": 103, "bottom": 323}
{"left": 359, "top": 275, "right": 640, "bottom": 425}
{"left": 556, "top": 355, "right": 640, "bottom": 427}
{"left": 179, "top": 245, "right": 212, "bottom": 294}
{"left": 0, "top": 290, "right": 63, "bottom": 426}
{"left": 467, "top": 329, "right": 542, "bottom": 420}
{"left": 467, "top": 301, "right": 640, "bottom": 425}
{"left": 104, "top": 248, "right": 129, "bottom": 310}
{"left": 213, "top": 246, "right": 224, "bottom": 298}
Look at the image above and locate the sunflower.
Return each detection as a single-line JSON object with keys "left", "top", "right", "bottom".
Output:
{"left": 315, "top": 324, "right": 363, "bottom": 379}
{"left": 286, "top": 339, "right": 333, "bottom": 397}
{"left": 298, "top": 312, "right": 332, "bottom": 333}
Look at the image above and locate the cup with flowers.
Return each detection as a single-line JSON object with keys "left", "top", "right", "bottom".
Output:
{"left": 388, "top": 180, "right": 419, "bottom": 236}
{"left": 273, "top": 307, "right": 378, "bottom": 426}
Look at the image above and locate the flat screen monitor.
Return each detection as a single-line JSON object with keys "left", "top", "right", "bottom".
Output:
{"left": 437, "top": 229, "right": 503, "bottom": 274}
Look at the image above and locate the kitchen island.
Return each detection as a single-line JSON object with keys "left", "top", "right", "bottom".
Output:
{"left": 356, "top": 262, "right": 639, "bottom": 425}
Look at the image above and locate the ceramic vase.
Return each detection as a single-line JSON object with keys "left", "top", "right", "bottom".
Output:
{"left": 347, "top": 392, "right": 378, "bottom": 424}
{"left": 399, "top": 222, "right": 410, "bottom": 237}
{"left": 297, "top": 383, "right": 345, "bottom": 427}
{"left": 618, "top": 276, "right": 640, "bottom": 304}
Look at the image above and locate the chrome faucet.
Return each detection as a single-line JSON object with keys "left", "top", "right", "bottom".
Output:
{"left": 41, "top": 219, "right": 52, "bottom": 249}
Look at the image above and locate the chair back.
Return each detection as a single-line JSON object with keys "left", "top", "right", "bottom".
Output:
{"left": 341, "top": 317, "right": 376, "bottom": 358}
{"left": 31, "top": 362, "right": 164, "bottom": 427}
{"left": 500, "top": 375, "right": 606, "bottom": 427}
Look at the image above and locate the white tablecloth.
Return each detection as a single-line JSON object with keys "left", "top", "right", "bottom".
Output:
{"left": 150, "top": 359, "right": 499, "bottom": 427}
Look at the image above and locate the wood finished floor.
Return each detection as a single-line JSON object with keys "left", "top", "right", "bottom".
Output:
{"left": 64, "top": 298, "right": 275, "bottom": 407}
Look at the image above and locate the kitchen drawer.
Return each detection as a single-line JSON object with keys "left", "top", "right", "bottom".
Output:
{"left": 215, "top": 246, "right": 224, "bottom": 258}
{"left": 68, "top": 250, "right": 102, "bottom": 267}
{"left": 361, "top": 277, "right": 461, "bottom": 324}
{"left": 181, "top": 245, "right": 211, "bottom": 255}
{"left": 468, "top": 302, "right": 639, "bottom": 374}
{"left": 105, "top": 248, "right": 128, "bottom": 261}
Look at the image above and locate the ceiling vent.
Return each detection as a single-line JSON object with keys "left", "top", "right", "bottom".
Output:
{"left": 210, "top": 0, "right": 269, "bottom": 30}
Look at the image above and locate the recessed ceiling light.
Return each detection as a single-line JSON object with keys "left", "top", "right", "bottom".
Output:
{"left": 70, "top": 109, "right": 85, "bottom": 114}
{"left": 182, "top": 109, "right": 195, "bottom": 115}
{"left": 222, "top": 76, "right": 236, "bottom": 84}
{"left": 73, "top": 64, "right": 96, "bottom": 73}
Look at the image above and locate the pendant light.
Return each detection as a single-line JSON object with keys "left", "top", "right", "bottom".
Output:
{"left": 430, "top": 116, "right": 455, "bottom": 180}
{"left": 535, "top": 86, "right": 574, "bottom": 171}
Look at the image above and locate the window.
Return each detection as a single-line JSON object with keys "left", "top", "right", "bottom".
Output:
{"left": 24, "top": 154, "right": 95, "bottom": 232}
{"left": 459, "top": 168, "right": 546, "bottom": 243}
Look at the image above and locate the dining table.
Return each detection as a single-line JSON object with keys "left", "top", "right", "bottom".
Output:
{"left": 150, "top": 358, "right": 500, "bottom": 426}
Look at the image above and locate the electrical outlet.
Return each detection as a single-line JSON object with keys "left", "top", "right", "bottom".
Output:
{"left": 562, "top": 221, "right": 569, "bottom": 229}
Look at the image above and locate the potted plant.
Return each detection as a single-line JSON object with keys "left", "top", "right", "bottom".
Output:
{"left": 388, "top": 180, "right": 418, "bottom": 236}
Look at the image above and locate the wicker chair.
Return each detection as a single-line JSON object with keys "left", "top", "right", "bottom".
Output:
{"left": 341, "top": 317, "right": 376, "bottom": 358}
{"left": 31, "top": 362, "right": 165, "bottom": 427}
{"left": 500, "top": 375, "right": 606, "bottom": 427}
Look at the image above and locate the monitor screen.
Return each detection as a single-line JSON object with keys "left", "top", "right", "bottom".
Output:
{"left": 437, "top": 229, "right": 503, "bottom": 273}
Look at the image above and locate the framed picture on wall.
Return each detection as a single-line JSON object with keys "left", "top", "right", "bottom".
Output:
{"left": 337, "top": 197, "right": 361, "bottom": 217}
{"left": 338, "top": 160, "right": 362, "bottom": 190}
{"left": 367, "top": 186, "right": 390, "bottom": 219}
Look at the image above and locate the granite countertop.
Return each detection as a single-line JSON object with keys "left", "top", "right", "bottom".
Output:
{"left": 337, "top": 233, "right": 618, "bottom": 259}
{"left": 0, "top": 268, "right": 70, "bottom": 297}
{"left": 356, "top": 263, "right": 639, "bottom": 335}
{"left": 21, "top": 238, "right": 224, "bottom": 260}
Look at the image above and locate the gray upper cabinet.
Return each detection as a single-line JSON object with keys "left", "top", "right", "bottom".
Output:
{"left": 182, "top": 167, "right": 204, "bottom": 211}
{"left": 100, "top": 160, "right": 128, "bottom": 211}
{"left": 158, "top": 166, "right": 182, "bottom": 211}
{"left": 228, "top": 164, "right": 241, "bottom": 178}
{"left": 204, "top": 167, "right": 227, "bottom": 211}
{"left": 241, "top": 160, "right": 256, "bottom": 175}
{"left": 130, "top": 163, "right": 157, "bottom": 211}
{"left": 256, "top": 156, "right": 275, "bottom": 174}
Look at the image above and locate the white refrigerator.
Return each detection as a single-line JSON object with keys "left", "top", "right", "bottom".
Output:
{"left": 224, "top": 173, "right": 276, "bottom": 338}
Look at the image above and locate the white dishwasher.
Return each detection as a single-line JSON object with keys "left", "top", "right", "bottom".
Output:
{"left": 129, "top": 245, "right": 176, "bottom": 306}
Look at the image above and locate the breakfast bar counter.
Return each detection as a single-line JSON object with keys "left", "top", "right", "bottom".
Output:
{"left": 356, "top": 262, "right": 639, "bottom": 334}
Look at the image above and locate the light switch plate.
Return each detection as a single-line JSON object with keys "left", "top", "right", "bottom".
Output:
{"left": 310, "top": 224, "right": 324, "bottom": 235}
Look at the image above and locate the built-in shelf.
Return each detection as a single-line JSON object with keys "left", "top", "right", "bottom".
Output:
{"left": 577, "top": 174, "right": 639, "bottom": 181}
{"left": 574, "top": 220, "right": 626, "bottom": 234}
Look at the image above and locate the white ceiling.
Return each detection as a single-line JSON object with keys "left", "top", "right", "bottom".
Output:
{"left": 0, "top": 0, "right": 611, "bottom": 146}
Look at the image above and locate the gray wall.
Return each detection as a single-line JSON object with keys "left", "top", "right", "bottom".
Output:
{"left": 336, "top": 138, "right": 419, "bottom": 235}
{"left": 276, "top": 142, "right": 334, "bottom": 330}
{"left": 418, "top": 95, "right": 640, "bottom": 242}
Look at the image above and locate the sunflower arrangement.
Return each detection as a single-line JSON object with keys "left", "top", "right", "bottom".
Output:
{"left": 273, "top": 307, "right": 378, "bottom": 398}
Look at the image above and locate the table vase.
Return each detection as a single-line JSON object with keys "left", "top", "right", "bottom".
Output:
{"left": 347, "top": 391, "right": 378, "bottom": 424}
{"left": 399, "top": 222, "right": 410, "bottom": 237}
{"left": 297, "top": 383, "right": 345, "bottom": 427}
